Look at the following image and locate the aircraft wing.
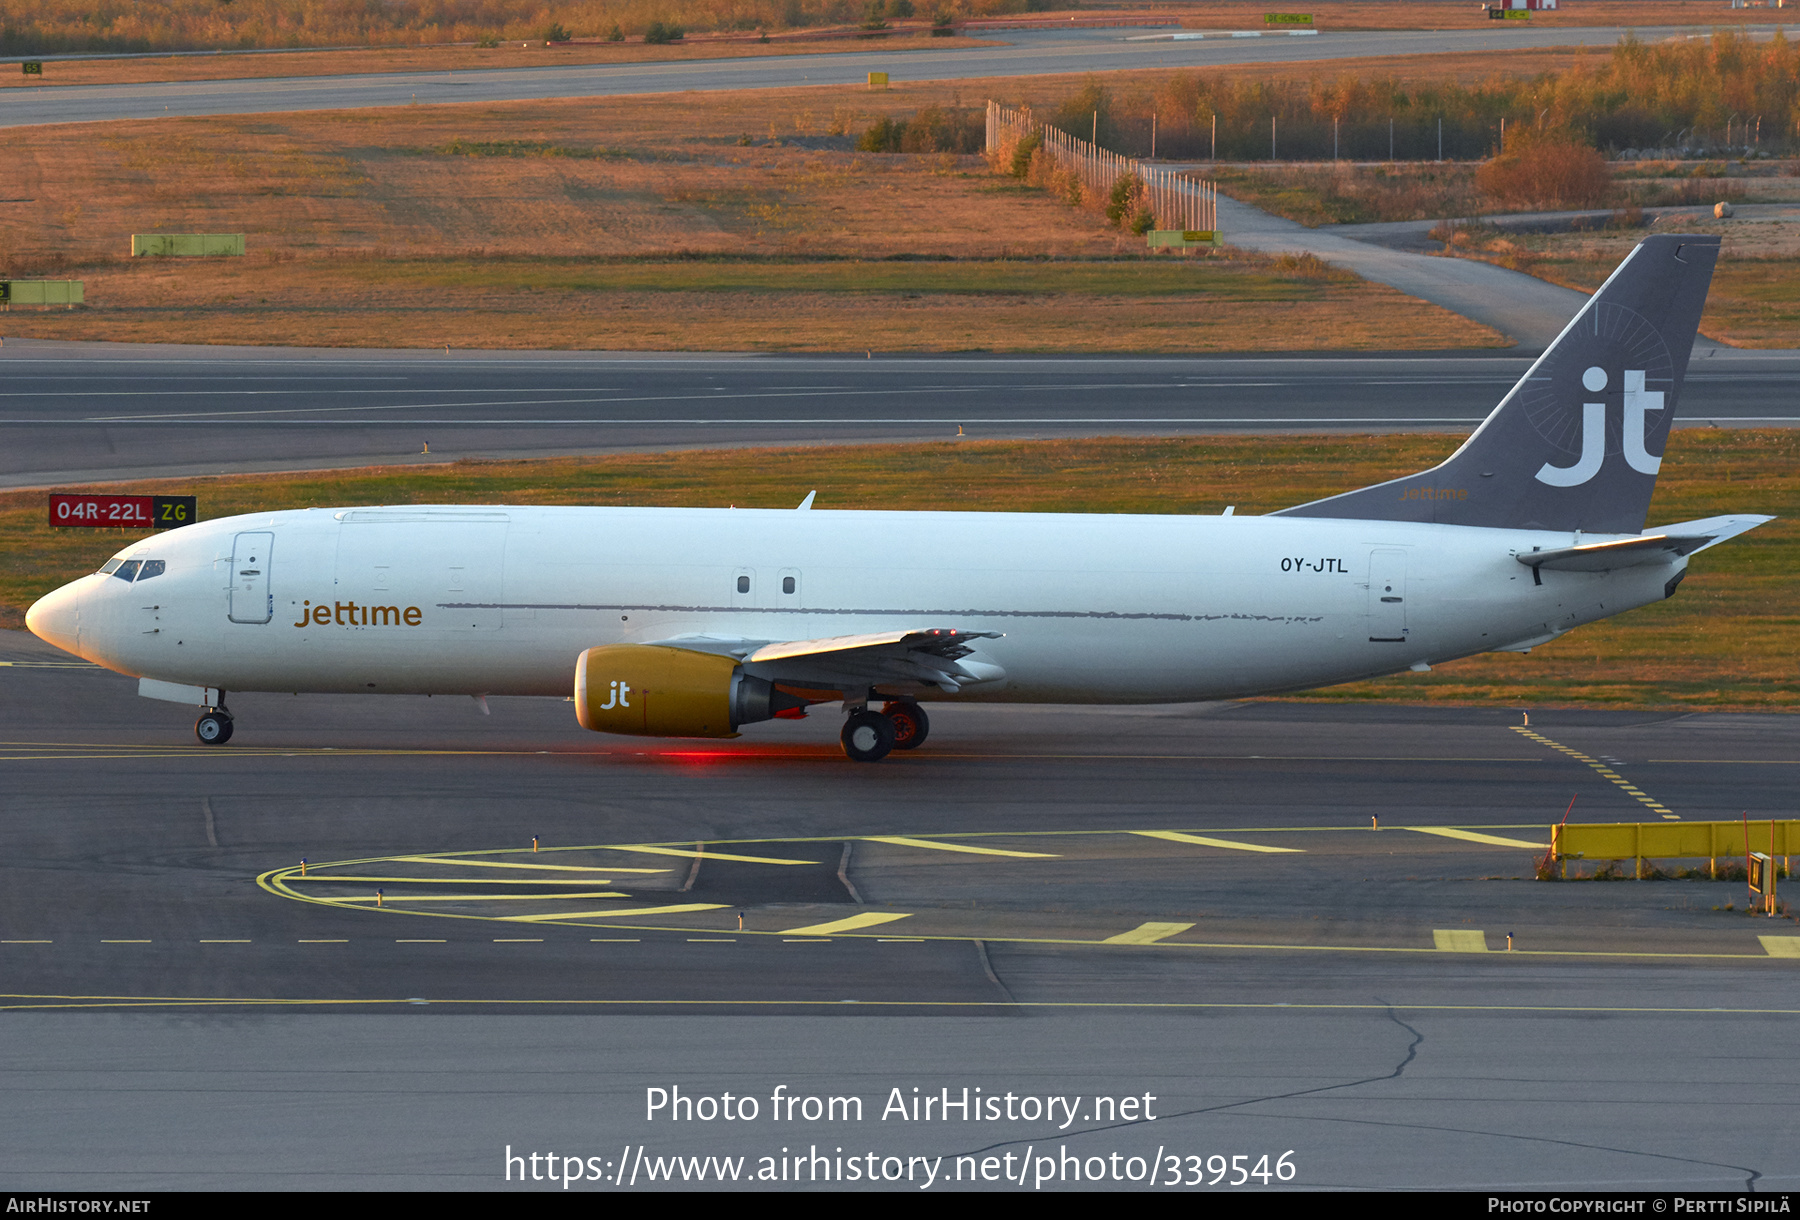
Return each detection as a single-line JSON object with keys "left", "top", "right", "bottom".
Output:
{"left": 648, "top": 628, "right": 1005, "bottom": 694}
{"left": 1516, "top": 514, "right": 1774, "bottom": 572}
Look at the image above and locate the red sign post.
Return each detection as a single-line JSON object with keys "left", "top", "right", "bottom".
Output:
{"left": 48, "top": 494, "right": 197, "bottom": 529}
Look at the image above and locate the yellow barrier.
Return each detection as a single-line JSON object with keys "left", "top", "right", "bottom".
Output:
{"left": 1552, "top": 819, "right": 1795, "bottom": 879}
{"left": 131, "top": 233, "right": 246, "bottom": 257}
{"left": 867, "top": 71, "right": 889, "bottom": 90}
{"left": 0, "top": 280, "right": 83, "bottom": 308}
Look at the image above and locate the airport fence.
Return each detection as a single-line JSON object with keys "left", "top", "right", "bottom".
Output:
{"left": 984, "top": 100, "right": 1217, "bottom": 235}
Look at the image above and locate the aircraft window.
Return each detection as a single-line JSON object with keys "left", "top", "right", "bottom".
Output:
{"left": 782, "top": 576, "right": 796, "bottom": 594}
{"left": 136, "top": 560, "right": 166, "bottom": 581}
{"left": 99, "top": 559, "right": 123, "bottom": 575}
{"left": 112, "top": 560, "right": 141, "bottom": 582}
{"left": 737, "top": 575, "right": 750, "bottom": 594}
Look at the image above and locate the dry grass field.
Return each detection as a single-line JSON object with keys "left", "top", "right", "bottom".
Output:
{"left": 0, "top": 79, "right": 1501, "bottom": 351}
{"left": 5, "top": 430, "right": 1792, "bottom": 707}
{"left": 1429, "top": 214, "right": 1800, "bottom": 349}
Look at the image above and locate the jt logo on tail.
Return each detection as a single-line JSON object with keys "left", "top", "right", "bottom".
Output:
{"left": 1274, "top": 235, "right": 1718, "bottom": 535}
{"left": 1535, "top": 367, "right": 1665, "bottom": 487}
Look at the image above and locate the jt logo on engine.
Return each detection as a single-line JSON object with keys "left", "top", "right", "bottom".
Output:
{"left": 598, "top": 681, "right": 632, "bottom": 710}
{"left": 1536, "top": 367, "right": 1664, "bottom": 488}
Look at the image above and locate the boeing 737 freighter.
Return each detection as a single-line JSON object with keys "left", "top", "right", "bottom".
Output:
{"left": 25, "top": 235, "right": 1771, "bottom": 760}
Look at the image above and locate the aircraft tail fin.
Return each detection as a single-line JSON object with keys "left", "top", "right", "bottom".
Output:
{"left": 1274, "top": 234, "right": 1720, "bottom": 534}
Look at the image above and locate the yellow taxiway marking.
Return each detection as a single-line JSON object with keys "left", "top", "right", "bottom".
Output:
{"left": 297, "top": 939, "right": 347, "bottom": 943}
{"left": 1433, "top": 929, "right": 1489, "bottom": 953}
{"left": 1131, "top": 830, "right": 1302, "bottom": 854}
{"left": 331, "top": 892, "right": 629, "bottom": 903}
{"left": 1760, "top": 936, "right": 1800, "bottom": 958}
{"left": 1411, "top": 827, "right": 1548, "bottom": 849}
{"left": 493, "top": 938, "right": 543, "bottom": 943}
{"left": 390, "top": 856, "right": 666, "bottom": 874}
{"left": 609, "top": 846, "right": 818, "bottom": 866}
{"left": 289, "top": 876, "right": 619, "bottom": 885}
{"left": 1514, "top": 728, "right": 1677, "bottom": 817}
{"left": 3, "top": 940, "right": 52, "bottom": 944}
{"left": 198, "top": 939, "right": 251, "bottom": 944}
{"left": 101, "top": 940, "right": 151, "bottom": 944}
{"left": 396, "top": 939, "right": 446, "bottom": 943}
{"left": 502, "top": 903, "right": 728, "bottom": 922}
{"left": 589, "top": 938, "right": 640, "bottom": 942}
{"left": 1102, "top": 922, "right": 1196, "bottom": 945}
{"left": 778, "top": 912, "right": 912, "bottom": 936}
{"left": 861, "top": 836, "right": 1058, "bottom": 859}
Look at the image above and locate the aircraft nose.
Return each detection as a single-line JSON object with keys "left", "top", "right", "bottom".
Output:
{"left": 25, "top": 581, "right": 81, "bottom": 655}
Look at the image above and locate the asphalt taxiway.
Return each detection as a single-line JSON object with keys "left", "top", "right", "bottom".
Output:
{"left": 5, "top": 25, "right": 1796, "bottom": 128}
{"left": 5, "top": 341, "right": 1799, "bottom": 488}
{"left": 1, "top": 626, "right": 1795, "bottom": 1189}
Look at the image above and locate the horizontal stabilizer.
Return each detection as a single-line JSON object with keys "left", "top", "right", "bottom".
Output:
{"left": 1517, "top": 514, "right": 1773, "bottom": 571}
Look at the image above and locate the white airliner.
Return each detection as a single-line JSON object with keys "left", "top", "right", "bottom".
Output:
{"left": 26, "top": 235, "right": 1771, "bottom": 760}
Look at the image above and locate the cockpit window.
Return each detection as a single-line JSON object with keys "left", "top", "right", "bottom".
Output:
{"left": 135, "top": 560, "right": 166, "bottom": 581}
{"left": 99, "top": 559, "right": 123, "bottom": 575}
{"left": 112, "top": 560, "right": 141, "bottom": 582}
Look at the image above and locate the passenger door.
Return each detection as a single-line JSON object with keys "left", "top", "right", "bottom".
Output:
{"left": 228, "top": 532, "right": 274, "bottom": 624}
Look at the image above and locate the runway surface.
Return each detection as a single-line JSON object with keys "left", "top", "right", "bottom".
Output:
{"left": 1, "top": 626, "right": 1795, "bottom": 1189}
{"left": 4, "top": 25, "right": 1794, "bottom": 128}
{"left": 5, "top": 340, "right": 1798, "bottom": 489}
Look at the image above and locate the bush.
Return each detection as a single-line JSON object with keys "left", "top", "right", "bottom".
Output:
{"left": 543, "top": 22, "right": 570, "bottom": 43}
{"left": 606, "top": 23, "right": 624, "bottom": 41}
{"left": 858, "top": 117, "right": 905, "bottom": 152}
{"left": 1008, "top": 130, "right": 1042, "bottom": 178}
{"left": 643, "top": 21, "right": 685, "bottom": 44}
{"left": 1105, "top": 174, "right": 1143, "bottom": 226}
{"left": 1475, "top": 130, "right": 1611, "bottom": 209}
{"left": 898, "top": 106, "right": 982, "bottom": 153}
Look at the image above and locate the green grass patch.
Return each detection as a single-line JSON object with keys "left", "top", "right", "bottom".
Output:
{"left": 6, "top": 432, "right": 1792, "bottom": 708}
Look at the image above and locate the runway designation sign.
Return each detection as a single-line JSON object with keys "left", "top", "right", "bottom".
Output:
{"left": 49, "top": 493, "right": 198, "bottom": 529}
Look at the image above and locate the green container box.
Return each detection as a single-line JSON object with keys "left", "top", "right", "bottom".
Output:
{"left": 131, "top": 233, "right": 246, "bottom": 257}
{"left": 1, "top": 280, "right": 84, "bottom": 306}
{"left": 1146, "top": 230, "right": 1220, "bottom": 249}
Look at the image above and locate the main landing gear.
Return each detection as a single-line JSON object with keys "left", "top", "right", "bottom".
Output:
{"left": 839, "top": 700, "right": 929, "bottom": 762}
{"left": 195, "top": 702, "right": 234, "bottom": 746}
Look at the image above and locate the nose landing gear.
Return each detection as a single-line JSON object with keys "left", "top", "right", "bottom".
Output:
{"left": 195, "top": 703, "right": 234, "bottom": 745}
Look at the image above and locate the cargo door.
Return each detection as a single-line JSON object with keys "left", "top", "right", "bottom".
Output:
{"left": 1367, "top": 548, "right": 1408, "bottom": 643}
{"left": 228, "top": 532, "right": 274, "bottom": 624}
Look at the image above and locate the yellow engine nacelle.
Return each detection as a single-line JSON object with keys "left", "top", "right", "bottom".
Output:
{"left": 574, "top": 644, "right": 807, "bottom": 738}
